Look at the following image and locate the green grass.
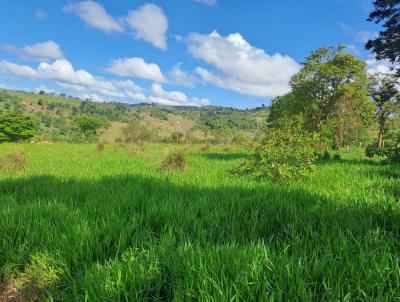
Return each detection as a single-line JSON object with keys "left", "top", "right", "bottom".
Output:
{"left": 0, "top": 144, "right": 399, "bottom": 301}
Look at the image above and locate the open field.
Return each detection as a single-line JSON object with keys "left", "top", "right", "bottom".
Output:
{"left": 0, "top": 144, "right": 399, "bottom": 301}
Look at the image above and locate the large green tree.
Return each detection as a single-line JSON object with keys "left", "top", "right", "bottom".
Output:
{"left": 366, "top": 0, "right": 400, "bottom": 76}
{"left": 0, "top": 112, "right": 36, "bottom": 142}
{"left": 368, "top": 73, "right": 400, "bottom": 148}
{"left": 269, "top": 46, "right": 374, "bottom": 148}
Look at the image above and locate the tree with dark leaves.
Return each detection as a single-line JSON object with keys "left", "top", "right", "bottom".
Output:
{"left": 366, "top": 0, "right": 400, "bottom": 76}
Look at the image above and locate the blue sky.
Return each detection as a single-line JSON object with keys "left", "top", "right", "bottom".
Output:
{"left": 0, "top": 0, "right": 387, "bottom": 108}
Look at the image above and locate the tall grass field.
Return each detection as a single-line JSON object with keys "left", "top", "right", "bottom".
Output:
{"left": 0, "top": 144, "right": 399, "bottom": 301}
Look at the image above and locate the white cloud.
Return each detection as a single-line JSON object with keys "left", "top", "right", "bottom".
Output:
{"left": 35, "top": 85, "right": 54, "bottom": 94}
{"left": 0, "top": 60, "right": 37, "bottom": 77}
{"left": 0, "top": 59, "right": 145, "bottom": 102}
{"left": 149, "top": 84, "right": 209, "bottom": 106}
{"left": 169, "top": 64, "right": 197, "bottom": 88}
{"left": 0, "top": 59, "right": 208, "bottom": 106}
{"left": 0, "top": 83, "right": 9, "bottom": 89}
{"left": 366, "top": 57, "right": 395, "bottom": 75}
{"left": 63, "top": 1, "right": 123, "bottom": 33}
{"left": 3, "top": 41, "right": 63, "bottom": 62}
{"left": 107, "top": 57, "right": 165, "bottom": 82}
{"left": 125, "top": 3, "right": 168, "bottom": 50}
{"left": 35, "top": 9, "right": 48, "bottom": 20}
{"left": 195, "top": 0, "right": 217, "bottom": 6}
{"left": 186, "top": 31, "right": 299, "bottom": 97}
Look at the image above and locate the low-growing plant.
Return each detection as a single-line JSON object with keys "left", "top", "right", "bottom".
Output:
{"left": 322, "top": 149, "right": 332, "bottom": 160}
{"left": 0, "top": 150, "right": 26, "bottom": 172}
{"left": 233, "top": 120, "right": 319, "bottom": 182}
{"left": 97, "top": 141, "right": 105, "bottom": 153}
{"left": 366, "top": 143, "right": 400, "bottom": 163}
{"left": 15, "top": 252, "right": 65, "bottom": 300}
{"left": 160, "top": 149, "right": 187, "bottom": 171}
{"left": 201, "top": 144, "right": 210, "bottom": 152}
{"left": 333, "top": 153, "right": 341, "bottom": 160}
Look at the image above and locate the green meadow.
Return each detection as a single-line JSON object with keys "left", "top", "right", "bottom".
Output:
{"left": 0, "top": 144, "right": 399, "bottom": 301}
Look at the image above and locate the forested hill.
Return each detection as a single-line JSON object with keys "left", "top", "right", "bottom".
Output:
{"left": 0, "top": 89, "right": 269, "bottom": 144}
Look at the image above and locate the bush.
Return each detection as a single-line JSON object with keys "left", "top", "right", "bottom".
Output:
{"left": 386, "top": 147, "right": 400, "bottom": 163}
{"left": 234, "top": 123, "right": 319, "bottom": 182}
{"left": 160, "top": 150, "right": 186, "bottom": 171}
{"left": 333, "top": 153, "right": 341, "bottom": 160}
{"left": 322, "top": 150, "right": 332, "bottom": 160}
{"left": 0, "top": 112, "right": 36, "bottom": 142}
{"left": 366, "top": 143, "right": 400, "bottom": 164}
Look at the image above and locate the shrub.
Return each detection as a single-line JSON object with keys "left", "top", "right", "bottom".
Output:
{"left": 122, "top": 122, "right": 152, "bottom": 145}
{"left": 160, "top": 150, "right": 186, "bottom": 171}
{"left": 322, "top": 150, "right": 332, "bottom": 160}
{"left": 333, "top": 153, "right": 341, "bottom": 160}
{"left": 0, "top": 150, "right": 26, "bottom": 172}
{"left": 386, "top": 147, "right": 400, "bottom": 163}
{"left": 366, "top": 143, "right": 400, "bottom": 164}
{"left": 0, "top": 112, "right": 36, "bottom": 142}
{"left": 234, "top": 123, "right": 319, "bottom": 182}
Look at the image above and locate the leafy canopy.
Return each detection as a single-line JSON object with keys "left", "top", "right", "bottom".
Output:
{"left": 0, "top": 112, "right": 36, "bottom": 142}
{"left": 269, "top": 46, "right": 374, "bottom": 148}
{"left": 74, "top": 115, "right": 107, "bottom": 139}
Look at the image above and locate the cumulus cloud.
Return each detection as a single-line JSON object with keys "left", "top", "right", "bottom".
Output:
{"left": 0, "top": 59, "right": 208, "bottom": 106}
{"left": 125, "top": 4, "right": 168, "bottom": 50}
{"left": 149, "top": 84, "right": 209, "bottom": 106}
{"left": 194, "top": 0, "right": 217, "bottom": 6}
{"left": 0, "top": 60, "right": 37, "bottom": 77}
{"left": 107, "top": 57, "right": 165, "bottom": 82}
{"left": 63, "top": 1, "right": 123, "bottom": 33}
{"left": 0, "top": 59, "right": 145, "bottom": 102}
{"left": 169, "top": 64, "right": 197, "bottom": 88}
{"left": 63, "top": 2, "right": 169, "bottom": 49}
{"left": 366, "top": 57, "right": 396, "bottom": 75}
{"left": 186, "top": 31, "right": 299, "bottom": 97}
{"left": 3, "top": 41, "right": 63, "bottom": 62}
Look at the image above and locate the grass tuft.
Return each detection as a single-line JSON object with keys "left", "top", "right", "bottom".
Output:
{"left": 0, "top": 150, "right": 26, "bottom": 172}
{"left": 160, "top": 149, "right": 187, "bottom": 171}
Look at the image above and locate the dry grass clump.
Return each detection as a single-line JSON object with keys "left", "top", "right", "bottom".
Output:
{"left": 223, "top": 145, "right": 237, "bottom": 152}
{"left": 0, "top": 150, "right": 26, "bottom": 172}
{"left": 201, "top": 144, "right": 210, "bottom": 152}
{"left": 97, "top": 141, "right": 105, "bottom": 153}
{"left": 160, "top": 149, "right": 187, "bottom": 171}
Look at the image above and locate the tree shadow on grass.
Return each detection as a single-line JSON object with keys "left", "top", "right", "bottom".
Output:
{"left": 0, "top": 174, "right": 399, "bottom": 300}
{"left": 316, "top": 158, "right": 380, "bottom": 166}
{"left": 202, "top": 152, "right": 248, "bottom": 161}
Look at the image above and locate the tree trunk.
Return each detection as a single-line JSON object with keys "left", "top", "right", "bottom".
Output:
{"left": 377, "top": 116, "right": 385, "bottom": 149}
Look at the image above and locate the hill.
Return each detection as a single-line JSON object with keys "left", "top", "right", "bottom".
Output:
{"left": 0, "top": 89, "right": 269, "bottom": 144}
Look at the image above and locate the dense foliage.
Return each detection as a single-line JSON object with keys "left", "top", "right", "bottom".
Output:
{"left": 269, "top": 46, "right": 374, "bottom": 148}
{"left": 0, "top": 112, "right": 36, "bottom": 142}
{"left": 234, "top": 119, "right": 319, "bottom": 182}
{"left": 368, "top": 73, "right": 400, "bottom": 148}
{"left": 74, "top": 115, "right": 107, "bottom": 141}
